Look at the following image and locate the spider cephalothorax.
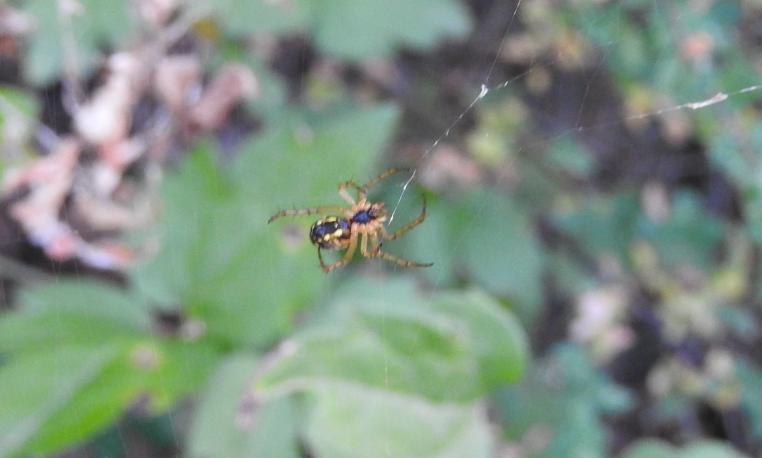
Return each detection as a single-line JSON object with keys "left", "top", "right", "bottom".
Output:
{"left": 269, "top": 168, "right": 432, "bottom": 272}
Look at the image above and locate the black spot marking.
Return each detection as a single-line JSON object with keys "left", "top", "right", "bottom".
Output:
{"left": 310, "top": 218, "right": 351, "bottom": 248}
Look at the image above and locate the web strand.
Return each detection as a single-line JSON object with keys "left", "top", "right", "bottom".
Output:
{"left": 386, "top": 39, "right": 762, "bottom": 226}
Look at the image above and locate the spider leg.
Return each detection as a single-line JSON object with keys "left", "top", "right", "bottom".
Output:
{"left": 362, "top": 167, "right": 409, "bottom": 193}
{"left": 359, "top": 232, "right": 370, "bottom": 257}
{"left": 268, "top": 205, "right": 347, "bottom": 223}
{"left": 337, "top": 180, "right": 365, "bottom": 204}
{"left": 381, "top": 194, "right": 426, "bottom": 241}
{"left": 318, "top": 246, "right": 328, "bottom": 271}
{"left": 369, "top": 233, "right": 382, "bottom": 255}
{"left": 370, "top": 246, "right": 433, "bottom": 269}
{"left": 321, "top": 231, "right": 358, "bottom": 272}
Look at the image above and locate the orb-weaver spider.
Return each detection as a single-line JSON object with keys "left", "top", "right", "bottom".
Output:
{"left": 268, "top": 168, "right": 433, "bottom": 272}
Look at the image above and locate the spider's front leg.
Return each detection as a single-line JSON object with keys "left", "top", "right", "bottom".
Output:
{"left": 362, "top": 167, "right": 408, "bottom": 192}
{"left": 381, "top": 194, "right": 427, "bottom": 241}
{"left": 268, "top": 205, "right": 346, "bottom": 223}
{"left": 337, "top": 180, "right": 366, "bottom": 204}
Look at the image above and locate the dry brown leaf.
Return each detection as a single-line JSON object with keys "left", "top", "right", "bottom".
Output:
{"left": 189, "top": 63, "right": 259, "bottom": 131}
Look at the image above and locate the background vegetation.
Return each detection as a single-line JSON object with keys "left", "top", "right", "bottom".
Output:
{"left": 1, "top": 0, "right": 762, "bottom": 457}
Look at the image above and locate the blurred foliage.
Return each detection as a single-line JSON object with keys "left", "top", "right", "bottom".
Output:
{"left": 2, "top": 0, "right": 762, "bottom": 457}
{"left": 133, "top": 105, "right": 399, "bottom": 347}
{"left": 0, "top": 281, "right": 216, "bottom": 456}
{"left": 18, "top": 0, "right": 134, "bottom": 85}
{"left": 209, "top": 0, "right": 472, "bottom": 59}
{"left": 0, "top": 85, "right": 37, "bottom": 174}
{"left": 187, "top": 355, "right": 299, "bottom": 458}
{"left": 254, "top": 278, "right": 525, "bottom": 457}
{"left": 621, "top": 439, "right": 747, "bottom": 458}
{"left": 497, "top": 344, "right": 632, "bottom": 457}
{"left": 406, "top": 189, "right": 544, "bottom": 320}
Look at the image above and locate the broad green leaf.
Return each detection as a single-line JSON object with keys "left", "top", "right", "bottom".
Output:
{"left": 208, "top": 0, "right": 310, "bottom": 35}
{"left": 407, "top": 189, "right": 544, "bottom": 313}
{"left": 460, "top": 191, "right": 543, "bottom": 308}
{"left": 390, "top": 192, "right": 454, "bottom": 286}
{"left": 310, "top": 0, "right": 472, "bottom": 60}
{"left": 234, "top": 104, "right": 399, "bottom": 201}
{"left": 257, "top": 278, "right": 527, "bottom": 403}
{"left": 19, "top": 339, "right": 218, "bottom": 456}
{"left": 0, "top": 345, "right": 118, "bottom": 457}
{"left": 134, "top": 105, "right": 399, "bottom": 346}
{"left": 22, "top": 0, "right": 135, "bottom": 84}
{"left": 333, "top": 278, "right": 527, "bottom": 389}
{"left": 211, "top": 0, "right": 471, "bottom": 60}
{"left": 621, "top": 439, "right": 747, "bottom": 458}
{"left": 0, "top": 280, "right": 151, "bottom": 351}
{"left": 304, "top": 384, "right": 492, "bottom": 458}
{"left": 430, "top": 290, "right": 527, "bottom": 387}
{"left": 188, "top": 354, "right": 298, "bottom": 458}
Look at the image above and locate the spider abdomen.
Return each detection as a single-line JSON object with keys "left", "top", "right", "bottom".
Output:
{"left": 309, "top": 217, "right": 351, "bottom": 249}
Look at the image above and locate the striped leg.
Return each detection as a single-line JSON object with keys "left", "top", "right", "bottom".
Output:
{"left": 367, "top": 232, "right": 431, "bottom": 268}
{"left": 268, "top": 205, "right": 346, "bottom": 223}
{"left": 362, "top": 167, "right": 409, "bottom": 192}
{"left": 338, "top": 180, "right": 365, "bottom": 204}
{"left": 320, "top": 231, "right": 359, "bottom": 272}
{"left": 371, "top": 248, "right": 433, "bottom": 269}
{"left": 381, "top": 195, "right": 426, "bottom": 241}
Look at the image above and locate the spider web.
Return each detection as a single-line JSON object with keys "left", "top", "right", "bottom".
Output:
{"left": 3, "top": 0, "right": 762, "bottom": 456}
{"left": 372, "top": 0, "right": 762, "bottom": 450}
{"left": 387, "top": 1, "right": 762, "bottom": 226}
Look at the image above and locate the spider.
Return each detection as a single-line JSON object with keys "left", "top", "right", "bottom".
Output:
{"left": 268, "top": 168, "right": 433, "bottom": 272}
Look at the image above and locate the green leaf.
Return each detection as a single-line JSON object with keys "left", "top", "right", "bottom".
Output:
{"left": 134, "top": 105, "right": 399, "bottom": 347}
{"left": 248, "top": 278, "right": 522, "bottom": 458}
{"left": 211, "top": 0, "right": 471, "bottom": 60}
{"left": 188, "top": 354, "right": 299, "bottom": 458}
{"left": 18, "top": 339, "right": 218, "bottom": 456}
{"left": 0, "top": 280, "right": 151, "bottom": 352}
{"left": 621, "top": 439, "right": 747, "bottom": 458}
{"left": 0, "top": 345, "right": 118, "bottom": 457}
{"left": 407, "top": 189, "right": 544, "bottom": 313}
{"left": 310, "top": 0, "right": 472, "bottom": 60}
{"left": 460, "top": 191, "right": 543, "bottom": 308}
{"left": 234, "top": 104, "right": 399, "bottom": 201}
{"left": 257, "top": 278, "right": 527, "bottom": 403}
{"left": 304, "top": 384, "right": 492, "bottom": 458}
{"left": 0, "top": 277, "right": 218, "bottom": 456}
{"left": 22, "top": 0, "right": 135, "bottom": 84}
{"left": 209, "top": 0, "right": 311, "bottom": 36}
